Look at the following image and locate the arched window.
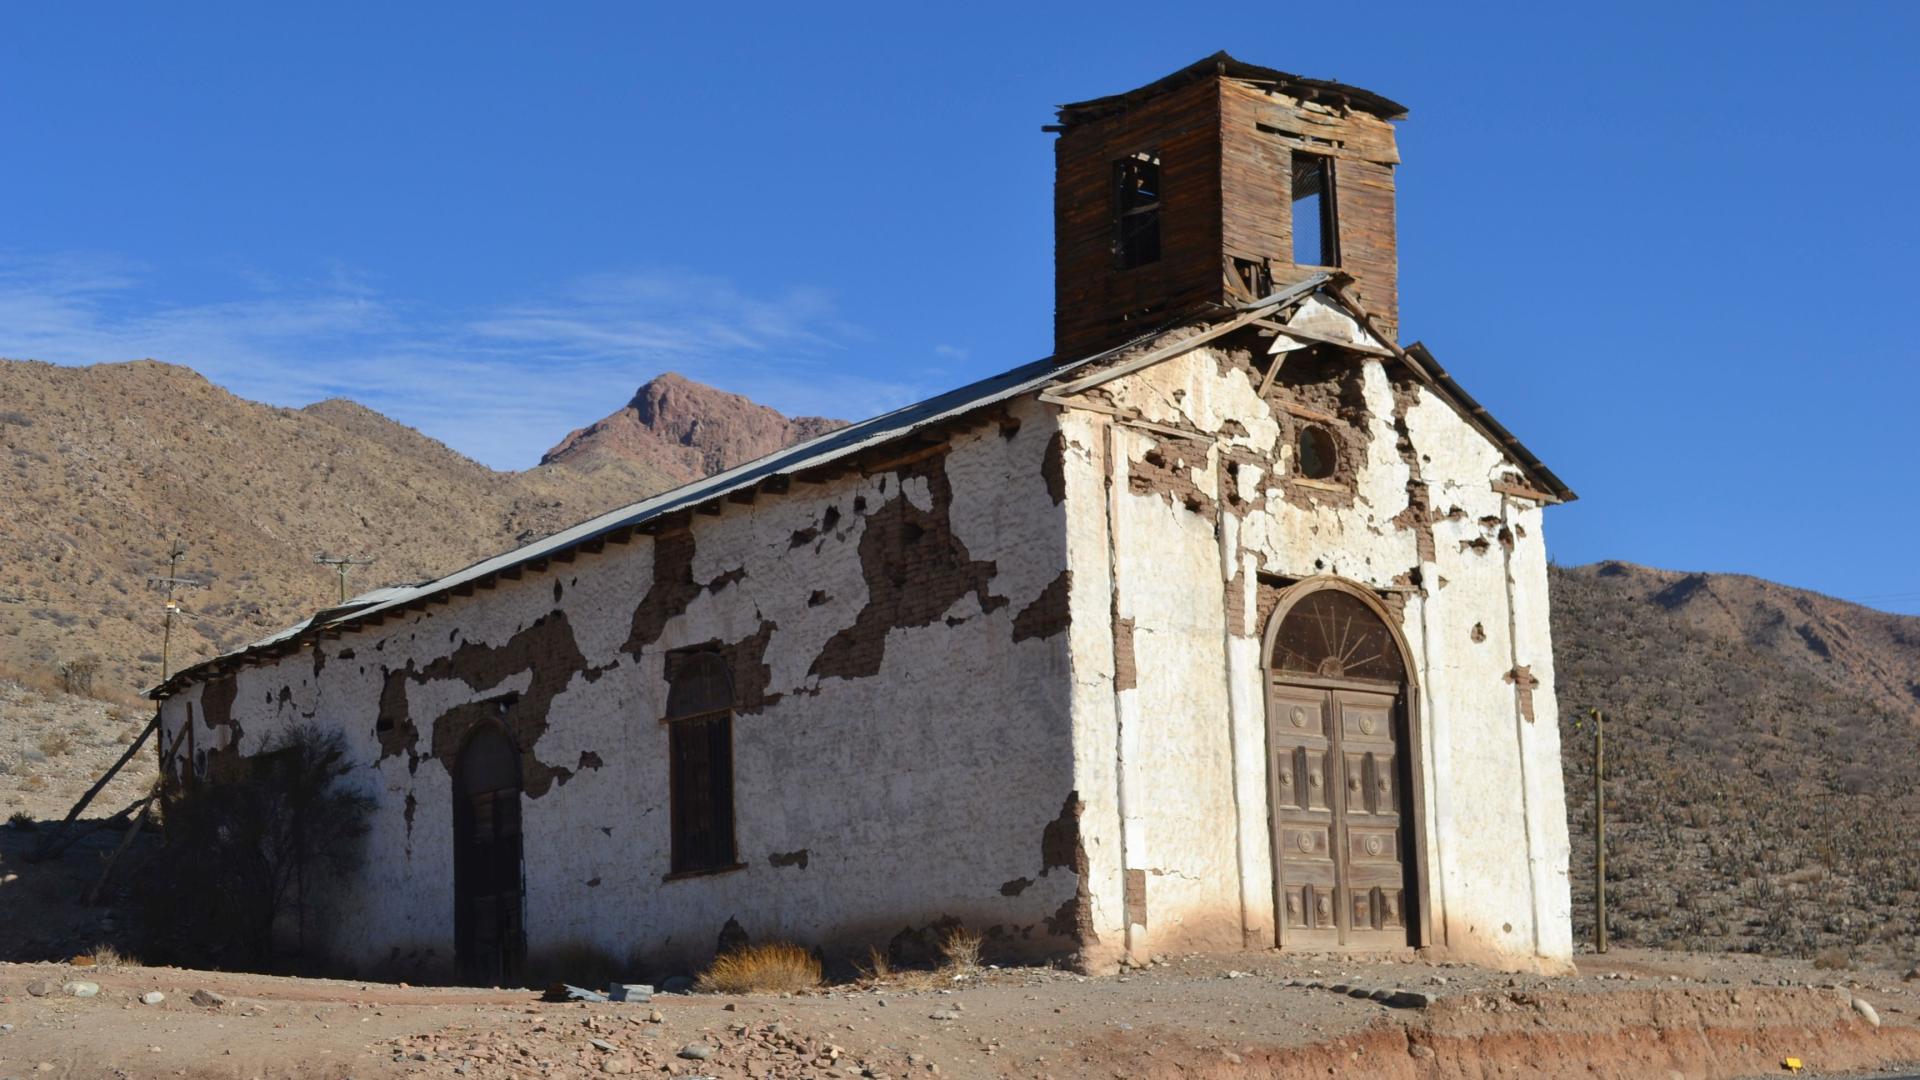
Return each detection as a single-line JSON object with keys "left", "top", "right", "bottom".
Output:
{"left": 664, "top": 652, "right": 738, "bottom": 875}
{"left": 1270, "top": 589, "right": 1405, "bottom": 683}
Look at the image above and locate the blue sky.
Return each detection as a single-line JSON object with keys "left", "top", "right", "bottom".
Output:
{"left": 2, "top": 3, "right": 1916, "bottom": 612}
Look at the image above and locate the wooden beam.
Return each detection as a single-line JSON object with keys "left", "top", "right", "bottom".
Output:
{"left": 1257, "top": 353, "right": 1286, "bottom": 397}
{"left": 1492, "top": 480, "right": 1559, "bottom": 504}
{"left": 1035, "top": 394, "right": 1212, "bottom": 443}
{"left": 860, "top": 440, "right": 949, "bottom": 476}
{"left": 1292, "top": 476, "right": 1349, "bottom": 493}
{"left": 1250, "top": 318, "right": 1393, "bottom": 357}
{"left": 1050, "top": 274, "right": 1329, "bottom": 397}
{"left": 1323, "top": 280, "right": 1434, "bottom": 385}
{"left": 1273, "top": 399, "right": 1340, "bottom": 425}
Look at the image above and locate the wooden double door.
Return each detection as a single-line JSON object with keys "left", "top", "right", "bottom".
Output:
{"left": 1267, "top": 681, "right": 1412, "bottom": 949}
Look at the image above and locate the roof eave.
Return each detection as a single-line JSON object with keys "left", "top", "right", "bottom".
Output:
{"left": 1057, "top": 51, "right": 1408, "bottom": 126}
{"left": 1404, "top": 341, "right": 1576, "bottom": 504}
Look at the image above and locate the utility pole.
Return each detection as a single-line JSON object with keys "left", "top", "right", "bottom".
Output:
{"left": 314, "top": 553, "right": 375, "bottom": 604}
{"left": 146, "top": 544, "right": 202, "bottom": 681}
{"left": 1591, "top": 707, "right": 1608, "bottom": 954}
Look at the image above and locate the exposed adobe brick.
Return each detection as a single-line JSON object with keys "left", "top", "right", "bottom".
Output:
{"left": 1124, "top": 868, "right": 1148, "bottom": 928}
{"left": 1127, "top": 438, "right": 1216, "bottom": 520}
{"left": 808, "top": 450, "right": 1006, "bottom": 682}
{"left": 622, "top": 530, "right": 701, "bottom": 655}
{"left": 1113, "top": 617, "right": 1138, "bottom": 692}
{"left": 1012, "top": 570, "right": 1072, "bottom": 643}
{"left": 768, "top": 849, "right": 810, "bottom": 870}
{"left": 1505, "top": 665, "right": 1540, "bottom": 723}
{"left": 1389, "top": 379, "right": 1437, "bottom": 564}
{"left": 373, "top": 609, "right": 608, "bottom": 798}
{"left": 1037, "top": 792, "right": 1098, "bottom": 946}
{"left": 1041, "top": 430, "right": 1067, "bottom": 505}
{"left": 667, "top": 620, "right": 780, "bottom": 714}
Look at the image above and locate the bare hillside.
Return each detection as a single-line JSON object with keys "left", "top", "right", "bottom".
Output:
{"left": 1551, "top": 561, "right": 1920, "bottom": 964}
{"left": 0, "top": 359, "right": 677, "bottom": 693}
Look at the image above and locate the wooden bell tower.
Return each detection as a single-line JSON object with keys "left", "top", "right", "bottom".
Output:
{"left": 1051, "top": 53, "right": 1407, "bottom": 360}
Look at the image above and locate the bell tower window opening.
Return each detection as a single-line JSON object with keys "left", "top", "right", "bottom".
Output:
{"left": 1291, "top": 152, "right": 1339, "bottom": 268}
{"left": 1113, "top": 151, "right": 1162, "bottom": 269}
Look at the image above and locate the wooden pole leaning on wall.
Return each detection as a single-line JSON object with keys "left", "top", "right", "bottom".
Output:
{"left": 1592, "top": 707, "right": 1608, "bottom": 954}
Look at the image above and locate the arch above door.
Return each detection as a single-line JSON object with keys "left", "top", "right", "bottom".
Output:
{"left": 1260, "top": 576, "right": 1432, "bottom": 951}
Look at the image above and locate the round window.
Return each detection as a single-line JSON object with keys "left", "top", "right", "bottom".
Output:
{"left": 1297, "top": 424, "right": 1337, "bottom": 480}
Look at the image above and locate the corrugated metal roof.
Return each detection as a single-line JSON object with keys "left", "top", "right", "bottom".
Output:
{"left": 151, "top": 276, "right": 1568, "bottom": 697}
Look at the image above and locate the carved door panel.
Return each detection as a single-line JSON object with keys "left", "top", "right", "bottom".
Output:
{"left": 1335, "top": 689, "right": 1407, "bottom": 948}
{"left": 1267, "top": 685, "right": 1341, "bottom": 947}
{"left": 1270, "top": 682, "right": 1410, "bottom": 949}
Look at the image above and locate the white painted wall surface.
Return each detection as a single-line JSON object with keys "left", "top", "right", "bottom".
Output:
{"left": 159, "top": 398, "right": 1085, "bottom": 978}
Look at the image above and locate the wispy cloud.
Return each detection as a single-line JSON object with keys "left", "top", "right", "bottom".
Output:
{"left": 0, "top": 254, "right": 930, "bottom": 468}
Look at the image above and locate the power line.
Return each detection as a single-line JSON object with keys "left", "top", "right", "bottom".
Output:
{"left": 150, "top": 544, "right": 203, "bottom": 680}
{"left": 314, "top": 553, "right": 375, "bottom": 604}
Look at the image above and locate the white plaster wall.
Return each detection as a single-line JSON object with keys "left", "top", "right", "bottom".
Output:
{"left": 1056, "top": 338, "right": 1573, "bottom": 970}
{"left": 160, "top": 397, "right": 1085, "bottom": 978}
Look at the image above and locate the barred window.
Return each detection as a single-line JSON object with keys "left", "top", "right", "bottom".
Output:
{"left": 664, "top": 652, "right": 737, "bottom": 875}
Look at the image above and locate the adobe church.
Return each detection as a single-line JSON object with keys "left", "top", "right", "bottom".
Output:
{"left": 153, "top": 54, "right": 1576, "bottom": 981}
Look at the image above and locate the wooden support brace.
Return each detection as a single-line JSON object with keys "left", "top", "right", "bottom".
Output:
{"left": 28, "top": 713, "right": 159, "bottom": 862}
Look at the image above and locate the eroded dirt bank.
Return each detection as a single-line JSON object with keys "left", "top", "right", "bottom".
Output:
{"left": 1, "top": 949, "right": 1914, "bottom": 1079}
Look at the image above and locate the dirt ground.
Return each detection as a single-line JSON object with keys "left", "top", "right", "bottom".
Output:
{"left": 5, "top": 682, "right": 1920, "bottom": 1079}
{"left": 1, "top": 947, "right": 1916, "bottom": 1080}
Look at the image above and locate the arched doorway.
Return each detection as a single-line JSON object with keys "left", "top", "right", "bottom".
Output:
{"left": 1262, "top": 579, "right": 1427, "bottom": 950}
{"left": 452, "top": 725, "right": 525, "bottom": 985}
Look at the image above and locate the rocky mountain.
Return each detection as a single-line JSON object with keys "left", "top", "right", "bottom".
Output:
{"left": 541, "top": 372, "right": 844, "bottom": 486}
{"left": 1551, "top": 561, "right": 1920, "bottom": 964}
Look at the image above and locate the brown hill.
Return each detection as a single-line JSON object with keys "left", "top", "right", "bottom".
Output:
{"left": 541, "top": 372, "right": 844, "bottom": 484}
{"left": 0, "top": 359, "right": 683, "bottom": 694}
{"left": 1551, "top": 561, "right": 1920, "bottom": 964}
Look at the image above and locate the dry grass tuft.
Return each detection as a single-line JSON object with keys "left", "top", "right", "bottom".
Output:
{"left": 856, "top": 945, "right": 891, "bottom": 981}
{"left": 697, "top": 941, "right": 821, "bottom": 994}
{"left": 1812, "top": 947, "right": 1853, "bottom": 971}
{"left": 937, "top": 926, "right": 982, "bottom": 973}
{"left": 86, "top": 944, "right": 136, "bottom": 969}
